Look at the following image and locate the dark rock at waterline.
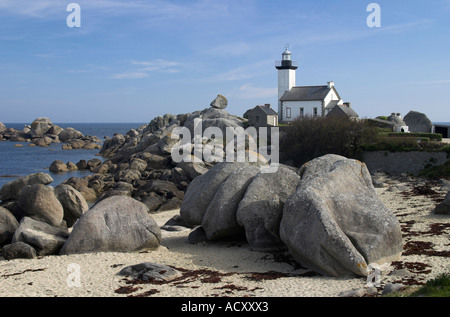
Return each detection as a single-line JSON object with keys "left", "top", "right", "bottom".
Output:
{"left": 0, "top": 173, "right": 54, "bottom": 201}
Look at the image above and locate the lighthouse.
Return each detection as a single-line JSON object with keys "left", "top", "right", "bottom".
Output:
{"left": 275, "top": 46, "right": 298, "bottom": 122}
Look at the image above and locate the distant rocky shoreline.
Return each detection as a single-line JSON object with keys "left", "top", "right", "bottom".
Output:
{"left": 0, "top": 118, "right": 101, "bottom": 150}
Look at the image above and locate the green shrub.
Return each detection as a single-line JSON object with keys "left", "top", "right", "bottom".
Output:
{"left": 361, "top": 136, "right": 422, "bottom": 152}
{"left": 419, "top": 160, "right": 450, "bottom": 180}
{"left": 387, "top": 132, "right": 442, "bottom": 141}
{"left": 280, "top": 116, "right": 377, "bottom": 166}
{"left": 410, "top": 273, "right": 450, "bottom": 297}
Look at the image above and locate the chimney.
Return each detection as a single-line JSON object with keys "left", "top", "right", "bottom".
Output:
{"left": 343, "top": 102, "right": 351, "bottom": 108}
{"left": 265, "top": 104, "right": 271, "bottom": 108}
{"left": 327, "top": 81, "right": 335, "bottom": 89}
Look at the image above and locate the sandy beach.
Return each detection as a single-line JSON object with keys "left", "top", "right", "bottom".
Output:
{"left": 0, "top": 174, "right": 449, "bottom": 298}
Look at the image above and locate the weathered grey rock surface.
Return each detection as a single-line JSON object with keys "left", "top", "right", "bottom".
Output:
{"left": 202, "top": 164, "right": 261, "bottom": 240}
{"left": 2, "top": 241, "right": 37, "bottom": 260}
{"left": 434, "top": 191, "right": 450, "bottom": 215}
{"left": 12, "top": 217, "right": 69, "bottom": 256}
{"left": 210, "top": 94, "right": 228, "bottom": 109}
{"left": 0, "top": 206, "right": 19, "bottom": 246}
{"left": 236, "top": 165, "right": 301, "bottom": 251}
{"left": 403, "top": 110, "right": 433, "bottom": 133}
{"left": 118, "top": 262, "right": 183, "bottom": 282}
{"left": 0, "top": 173, "right": 54, "bottom": 201}
{"left": 54, "top": 184, "right": 89, "bottom": 227}
{"left": 280, "top": 154, "right": 403, "bottom": 277}
{"left": 180, "top": 162, "right": 245, "bottom": 226}
{"left": 60, "top": 196, "right": 161, "bottom": 255}
{"left": 17, "top": 184, "right": 64, "bottom": 227}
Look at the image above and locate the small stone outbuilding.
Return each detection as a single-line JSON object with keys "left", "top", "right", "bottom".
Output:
{"left": 245, "top": 105, "right": 279, "bottom": 128}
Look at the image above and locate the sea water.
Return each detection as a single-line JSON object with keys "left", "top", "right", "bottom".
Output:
{"left": 0, "top": 123, "right": 144, "bottom": 188}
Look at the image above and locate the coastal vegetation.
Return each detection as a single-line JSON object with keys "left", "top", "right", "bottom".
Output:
{"left": 280, "top": 116, "right": 449, "bottom": 168}
{"left": 385, "top": 273, "right": 450, "bottom": 297}
{"left": 409, "top": 273, "right": 450, "bottom": 297}
{"left": 280, "top": 116, "right": 377, "bottom": 166}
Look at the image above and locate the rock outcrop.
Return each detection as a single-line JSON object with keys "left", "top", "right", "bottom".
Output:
{"left": 17, "top": 184, "right": 64, "bottom": 227}
{"left": 179, "top": 155, "right": 403, "bottom": 277}
{"left": 0, "top": 206, "right": 19, "bottom": 246}
{"left": 12, "top": 217, "right": 69, "bottom": 256}
{"left": 280, "top": 155, "right": 403, "bottom": 277}
{"left": 0, "top": 173, "right": 54, "bottom": 201}
{"left": 86, "top": 97, "right": 247, "bottom": 212}
{"left": 403, "top": 110, "right": 433, "bottom": 133}
{"left": 236, "top": 165, "right": 301, "bottom": 251}
{"left": 0, "top": 118, "right": 101, "bottom": 149}
{"left": 60, "top": 196, "right": 161, "bottom": 255}
{"left": 54, "top": 184, "right": 89, "bottom": 227}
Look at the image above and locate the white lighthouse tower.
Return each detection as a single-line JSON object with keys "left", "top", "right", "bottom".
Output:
{"left": 275, "top": 46, "right": 298, "bottom": 122}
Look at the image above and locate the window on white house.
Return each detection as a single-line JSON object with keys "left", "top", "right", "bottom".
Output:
{"left": 313, "top": 107, "right": 318, "bottom": 117}
{"left": 300, "top": 108, "right": 304, "bottom": 117}
{"left": 286, "top": 107, "right": 291, "bottom": 118}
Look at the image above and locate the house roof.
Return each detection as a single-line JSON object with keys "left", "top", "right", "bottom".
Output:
{"left": 280, "top": 85, "right": 331, "bottom": 102}
{"left": 325, "top": 100, "right": 340, "bottom": 110}
{"left": 254, "top": 105, "right": 278, "bottom": 116}
{"left": 327, "top": 105, "right": 359, "bottom": 118}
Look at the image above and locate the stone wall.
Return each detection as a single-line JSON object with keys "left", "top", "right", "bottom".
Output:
{"left": 362, "top": 151, "right": 448, "bottom": 175}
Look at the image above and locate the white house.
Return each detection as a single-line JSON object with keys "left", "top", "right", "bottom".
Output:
{"left": 275, "top": 48, "right": 348, "bottom": 123}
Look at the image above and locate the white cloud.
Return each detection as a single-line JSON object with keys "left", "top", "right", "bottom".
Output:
{"left": 230, "top": 83, "right": 277, "bottom": 100}
{"left": 0, "top": 0, "right": 229, "bottom": 22}
{"left": 213, "top": 59, "right": 273, "bottom": 82}
{"left": 111, "top": 59, "right": 180, "bottom": 79}
{"left": 0, "top": 0, "right": 60, "bottom": 17}
{"left": 110, "top": 72, "right": 149, "bottom": 79}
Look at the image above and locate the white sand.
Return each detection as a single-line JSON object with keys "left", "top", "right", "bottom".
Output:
{"left": 0, "top": 175, "right": 449, "bottom": 297}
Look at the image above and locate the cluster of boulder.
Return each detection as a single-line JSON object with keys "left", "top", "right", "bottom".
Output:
{"left": 180, "top": 155, "right": 403, "bottom": 277}
{"left": 0, "top": 172, "right": 161, "bottom": 259}
{"left": 0, "top": 96, "right": 410, "bottom": 278}
{"left": 0, "top": 118, "right": 101, "bottom": 149}
{"left": 53, "top": 95, "right": 248, "bottom": 213}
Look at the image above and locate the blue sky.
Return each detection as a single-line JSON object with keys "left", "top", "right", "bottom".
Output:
{"left": 1, "top": 0, "right": 449, "bottom": 123}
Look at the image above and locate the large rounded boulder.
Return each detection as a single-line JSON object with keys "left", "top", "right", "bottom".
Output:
{"left": 0, "top": 173, "right": 54, "bottom": 201}
{"left": 180, "top": 162, "right": 244, "bottom": 226}
{"left": 0, "top": 206, "right": 19, "bottom": 246}
{"left": 280, "top": 154, "right": 403, "bottom": 277}
{"left": 202, "top": 164, "right": 261, "bottom": 240}
{"left": 60, "top": 196, "right": 161, "bottom": 255}
{"left": 17, "top": 184, "right": 64, "bottom": 227}
{"left": 54, "top": 184, "right": 89, "bottom": 227}
{"left": 236, "top": 165, "right": 301, "bottom": 251}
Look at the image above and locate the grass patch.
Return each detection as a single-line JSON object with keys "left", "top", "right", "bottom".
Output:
{"left": 409, "top": 273, "right": 450, "bottom": 297}
{"left": 419, "top": 160, "right": 450, "bottom": 180}
{"left": 385, "top": 273, "right": 450, "bottom": 297}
